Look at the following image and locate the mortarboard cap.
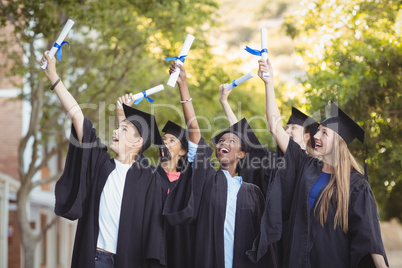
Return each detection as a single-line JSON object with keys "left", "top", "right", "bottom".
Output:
{"left": 162, "top": 120, "right": 188, "bottom": 151}
{"left": 287, "top": 107, "right": 309, "bottom": 126}
{"left": 211, "top": 118, "right": 264, "bottom": 155}
{"left": 287, "top": 107, "right": 319, "bottom": 147}
{"left": 122, "top": 104, "right": 169, "bottom": 157}
{"left": 320, "top": 101, "right": 365, "bottom": 145}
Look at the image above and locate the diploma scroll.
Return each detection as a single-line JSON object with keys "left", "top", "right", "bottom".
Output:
{"left": 166, "top": 34, "right": 195, "bottom": 87}
{"left": 261, "top": 28, "right": 270, "bottom": 78}
{"left": 226, "top": 72, "right": 255, "bottom": 91}
{"left": 41, "top": 19, "right": 75, "bottom": 69}
{"left": 117, "top": 84, "right": 165, "bottom": 106}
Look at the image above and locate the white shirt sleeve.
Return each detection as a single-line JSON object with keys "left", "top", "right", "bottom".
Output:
{"left": 187, "top": 140, "right": 198, "bottom": 163}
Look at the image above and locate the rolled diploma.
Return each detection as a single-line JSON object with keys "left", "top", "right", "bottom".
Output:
{"left": 167, "top": 34, "right": 195, "bottom": 87}
{"left": 41, "top": 19, "right": 75, "bottom": 69}
{"left": 226, "top": 72, "right": 255, "bottom": 91}
{"left": 117, "top": 84, "right": 165, "bottom": 106}
{"left": 261, "top": 27, "right": 270, "bottom": 77}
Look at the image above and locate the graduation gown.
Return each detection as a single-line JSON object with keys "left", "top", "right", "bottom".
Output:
{"left": 54, "top": 117, "right": 166, "bottom": 268}
{"left": 239, "top": 147, "right": 279, "bottom": 196}
{"left": 163, "top": 137, "right": 275, "bottom": 268}
{"left": 256, "top": 137, "right": 388, "bottom": 268}
{"left": 157, "top": 165, "right": 195, "bottom": 268}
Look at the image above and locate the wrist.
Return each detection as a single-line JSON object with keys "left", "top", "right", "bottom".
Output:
{"left": 48, "top": 74, "right": 60, "bottom": 84}
{"left": 177, "top": 79, "right": 187, "bottom": 86}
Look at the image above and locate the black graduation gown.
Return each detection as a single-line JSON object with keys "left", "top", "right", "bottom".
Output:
{"left": 157, "top": 165, "right": 195, "bottom": 268}
{"left": 246, "top": 148, "right": 283, "bottom": 266}
{"left": 258, "top": 137, "right": 388, "bottom": 268}
{"left": 163, "top": 137, "right": 275, "bottom": 268}
{"left": 239, "top": 147, "right": 279, "bottom": 196}
{"left": 54, "top": 117, "right": 166, "bottom": 268}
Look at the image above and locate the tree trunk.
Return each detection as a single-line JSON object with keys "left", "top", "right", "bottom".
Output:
{"left": 22, "top": 239, "right": 38, "bottom": 268}
{"left": 17, "top": 183, "right": 39, "bottom": 268}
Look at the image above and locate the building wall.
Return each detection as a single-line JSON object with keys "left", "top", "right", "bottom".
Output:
{"left": 8, "top": 208, "right": 21, "bottom": 268}
{"left": 0, "top": 97, "right": 22, "bottom": 180}
{"left": 0, "top": 22, "right": 23, "bottom": 180}
{"left": 0, "top": 22, "right": 24, "bottom": 268}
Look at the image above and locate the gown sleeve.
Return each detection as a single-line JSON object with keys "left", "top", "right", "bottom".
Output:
{"left": 239, "top": 146, "right": 277, "bottom": 195}
{"left": 247, "top": 137, "right": 313, "bottom": 263}
{"left": 279, "top": 137, "right": 313, "bottom": 218}
{"left": 54, "top": 117, "right": 109, "bottom": 220}
{"left": 163, "top": 137, "right": 215, "bottom": 225}
{"left": 348, "top": 177, "right": 388, "bottom": 268}
{"left": 246, "top": 158, "right": 283, "bottom": 263}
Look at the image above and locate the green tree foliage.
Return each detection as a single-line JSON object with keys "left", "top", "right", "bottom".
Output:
{"left": 284, "top": 0, "right": 402, "bottom": 220}
{"left": 1, "top": 0, "right": 242, "bottom": 266}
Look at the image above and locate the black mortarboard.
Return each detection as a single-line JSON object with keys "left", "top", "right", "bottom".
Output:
{"left": 211, "top": 118, "right": 266, "bottom": 173}
{"left": 211, "top": 118, "right": 265, "bottom": 155}
{"left": 162, "top": 120, "right": 188, "bottom": 151}
{"left": 287, "top": 107, "right": 319, "bottom": 147}
{"left": 122, "top": 104, "right": 169, "bottom": 157}
{"left": 320, "top": 101, "right": 365, "bottom": 145}
{"left": 287, "top": 107, "right": 309, "bottom": 126}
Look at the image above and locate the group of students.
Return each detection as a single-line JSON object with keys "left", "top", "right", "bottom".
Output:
{"left": 40, "top": 49, "right": 388, "bottom": 268}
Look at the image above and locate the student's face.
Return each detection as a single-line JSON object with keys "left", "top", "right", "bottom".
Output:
{"left": 163, "top": 133, "right": 186, "bottom": 160}
{"left": 286, "top": 124, "right": 310, "bottom": 148}
{"left": 110, "top": 121, "right": 142, "bottom": 154}
{"left": 285, "top": 124, "right": 303, "bottom": 144}
{"left": 313, "top": 125, "right": 335, "bottom": 157}
{"left": 215, "top": 133, "right": 245, "bottom": 167}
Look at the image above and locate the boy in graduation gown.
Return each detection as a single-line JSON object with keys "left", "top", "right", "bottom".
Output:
{"left": 251, "top": 58, "right": 388, "bottom": 268}
{"left": 163, "top": 64, "right": 276, "bottom": 268}
{"left": 40, "top": 52, "right": 167, "bottom": 268}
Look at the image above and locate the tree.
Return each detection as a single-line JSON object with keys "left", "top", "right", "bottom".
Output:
{"left": 284, "top": 0, "right": 402, "bottom": 219}
{"left": 0, "top": 0, "right": 219, "bottom": 266}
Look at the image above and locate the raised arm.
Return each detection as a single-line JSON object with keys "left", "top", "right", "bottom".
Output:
{"left": 40, "top": 51, "right": 84, "bottom": 143}
{"left": 258, "top": 58, "right": 289, "bottom": 154}
{"left": 219, "top": 84, "right": 238, "bottom": 126}
{"left": 170, "top": 63, "right": 201, "bottom": 144}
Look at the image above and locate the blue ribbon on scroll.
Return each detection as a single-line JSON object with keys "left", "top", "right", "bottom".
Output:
{"left": 244, "top": 46, "right": 268, "bottom": 56}
{"left": 231, "top": 80, "right": 238, "bottom": 89}
{"left": 134, "top": 91, "right": 155, "bottom": 105}
{"left": 164, "top": 55, "right": 187, "bottom": 63}
{"left": 53, "top": 41, "right": 70, "bottom": 61}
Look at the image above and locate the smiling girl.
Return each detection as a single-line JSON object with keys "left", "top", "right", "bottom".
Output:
{"left": 163, "top": 64, "right": 275, "bottom": 268}
{"left": 254, "top": 58, "right": 388, "bottom": 268}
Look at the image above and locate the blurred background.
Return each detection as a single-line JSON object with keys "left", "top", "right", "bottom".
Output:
{"left": 0, "top": 0, "right": 401, "bottom": 267}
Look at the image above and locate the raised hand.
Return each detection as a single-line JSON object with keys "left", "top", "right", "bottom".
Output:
{"left": 258, "top": 58, "right": 274, "bottom": 85}
{"left": 219, "top": 83, "right": 232, "bottom": 103}
{"left": 169, "top": 63, "right": 187, "bottom": 85}
{"left": 40, "top": 51, "right": 59, "bottom": 84}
